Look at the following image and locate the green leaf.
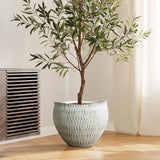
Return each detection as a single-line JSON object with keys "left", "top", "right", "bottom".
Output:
{"left": 42, "top": 63, "right": 48, "bottom": 69}
{"left": 54, "top": 0, "right": 60, "bottom": 7}
{"left": 86, "top": 36, "right": 97, "bottom": 43}
{"left": 30, "top": 27, "right": 35, "bottom": 35}
{"left": 124, "top": 25, "right": 127, "bottom": 35}
{"left": 35, "top": 61, "right": 43, "bottom": 67}
{"left": 59, "top": 70, "right": 63, "bottom": 76}
{"left": 52, "top": 20, "right": 57, "bottom": 30}
{"left": 63, "top": 69, "right": 68, "bottom": 77}
{"left": 44, "top": 53, "right": 50, "bottom": 59}
{"left": 51, "top": 54, "right": 59, "bottom": 60}
{"left": 22, "top": 11, "right": 33, "bottom": 15}
{"left": 40, "top": 40, "right": 48, "bottom": 45}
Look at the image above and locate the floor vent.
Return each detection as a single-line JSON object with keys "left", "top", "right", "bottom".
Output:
{"left": 0, "top": 69, "right": 40, "bottom": 141}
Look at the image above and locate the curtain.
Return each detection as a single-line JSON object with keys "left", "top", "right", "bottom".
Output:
{"left": 113, "top": 0, "right": 160, "bottom": 135}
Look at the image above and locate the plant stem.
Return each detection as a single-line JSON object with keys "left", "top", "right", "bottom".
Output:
{"left": 77, "top": 1, "right": 85, "bottom": 105}
{"left": 78, "top": 69, "right": 85, "bottom": 104}
{"left": 84, "top": 44, "right": 96, "bottom": 68}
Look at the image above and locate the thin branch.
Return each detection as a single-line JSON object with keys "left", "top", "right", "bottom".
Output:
{"left": 72, "top": 37, "right": 78, "bottom": 52}
{"left": 70, "top": 36, "right": 81, "bottom": 70}
{"left": 85, "top": 52, "right": 96, "bottom": 68}
{"left": 68, "top": 50, "right": 81, "bottom": 70}
{"left": 76, "top": 2, "right": 84, "bottom": 70}
{"left": 84, "top": 44, "right": 96, "bottom": 67}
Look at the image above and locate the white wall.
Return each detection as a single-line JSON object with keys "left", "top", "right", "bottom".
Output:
{"left": 84, "top": 54, "right": 114, "bottom": 130}
{"left": 0, "top": 0, "right": 70, "bottom": 138}
{"left": 0, "top": 0, "right": 115, "bottom": 144}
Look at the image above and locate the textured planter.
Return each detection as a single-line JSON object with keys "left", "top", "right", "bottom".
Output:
{"left": 53, "top": 101, "right": 108, "bottom": 147}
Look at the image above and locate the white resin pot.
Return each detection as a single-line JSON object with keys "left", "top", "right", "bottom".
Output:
{"left": 53, "top": 101, "right": 108, "bottom": 147}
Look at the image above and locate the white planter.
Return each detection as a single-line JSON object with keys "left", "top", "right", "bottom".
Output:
{"left": 53, "top": 101, "right": 108, "bottom": 147}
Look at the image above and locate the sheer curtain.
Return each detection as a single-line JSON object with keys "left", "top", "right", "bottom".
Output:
{"left": 139, "top": 0, "right": 160, "bottom": 135}
{"left": 113, "top": 0, "right": 160, "bottom": 135}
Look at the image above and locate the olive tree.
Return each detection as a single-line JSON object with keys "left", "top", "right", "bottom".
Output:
{"left": 12, "top": 0, "right": 150, "bottom": 104}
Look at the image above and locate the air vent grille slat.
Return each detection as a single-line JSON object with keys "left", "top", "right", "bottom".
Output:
{"left": 7, "top": 112, "right": 39, "bottom": 119}
{"left": 7, "top": 122, "right": 39, "bottom": 130}
{"left": 7, "top": 119, "right": 39, "bottom": 126}
{"left": 7, "top": 102, "right": 39, "bottom": 108}
{"left": 7, "top": 96, "right": 39, "bottom": 102}
{"left": 7, "top": 100, "right": 39, "bottom": 105}
{"left": 4, "top": 70, "right": 40, "bottom": 140}
{"left": 7, "top": 109, "right": 39, "bottom": 115}
{"left": 7, "top": 87, "right": 39, "bottom": 91}
{"left": 7, "top": 126, "right": 39, "bottom": 133}
{"left": 7, "top": 129, "right": 40, "bottom": 137}
{"left": 7, "top": 115, "right": 39, "bottom": 123}
{"left": 7, "top": 106, "right": 38, "bottom": 111}
{"left": 7, "top": 90, "right": 39, "bottom": 95}
{"left": 7, "top": 83, "right": 38, "bottom": 87}
{"left": 7, "top": 93, "right": 38, "bottom": 98}
{"left": 7, "top": 77, "right": 38, "bottom": 80}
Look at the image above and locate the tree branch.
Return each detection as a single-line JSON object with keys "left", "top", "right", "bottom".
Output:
{"left": 84, "top": 44, "right": 96, "bottom": 67}
{"left": 85, "top": 52, "right": 96, "bottom": 68}
{"left": 76, "top": 2, "right": 84, "bottom": 71}
{"left": 72, "top": 37, "right": 78, "bottom": 52}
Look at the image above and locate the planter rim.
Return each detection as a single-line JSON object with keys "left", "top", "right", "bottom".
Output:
{"left": 54, "top": 100, "right": 108, "bottom": 106}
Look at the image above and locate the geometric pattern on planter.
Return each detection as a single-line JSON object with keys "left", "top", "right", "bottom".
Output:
{"left": 53, "top": 101, "right": 108, "bottom": 147}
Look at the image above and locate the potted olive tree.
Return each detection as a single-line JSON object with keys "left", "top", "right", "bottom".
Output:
{"left": 12, "top": 0, "right": 150, "bottom": 147}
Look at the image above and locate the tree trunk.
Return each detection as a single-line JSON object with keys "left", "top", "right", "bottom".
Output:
{"left": 78, "top": 70, "right": 85, "bottom": 104}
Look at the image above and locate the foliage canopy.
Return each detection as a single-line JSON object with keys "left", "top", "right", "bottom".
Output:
{"left": 12, "top": 0, "right": 150, "bottom": 104}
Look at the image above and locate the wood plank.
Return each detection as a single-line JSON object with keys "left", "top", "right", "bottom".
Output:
{"left": 1, "top": 132, "right": 160, "bottom": 160}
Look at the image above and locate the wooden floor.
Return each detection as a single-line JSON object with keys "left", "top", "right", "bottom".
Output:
{"left": 0, "top": 132, "right": 160, "bottom": 160}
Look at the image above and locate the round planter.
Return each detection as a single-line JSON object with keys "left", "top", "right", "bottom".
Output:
{"left": 53, "top": 101, "right": 108, "bottom": 147}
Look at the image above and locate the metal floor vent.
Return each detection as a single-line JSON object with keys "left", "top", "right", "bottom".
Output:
{"left": 0, "top": 69, "right": 40, "bottom": 141}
